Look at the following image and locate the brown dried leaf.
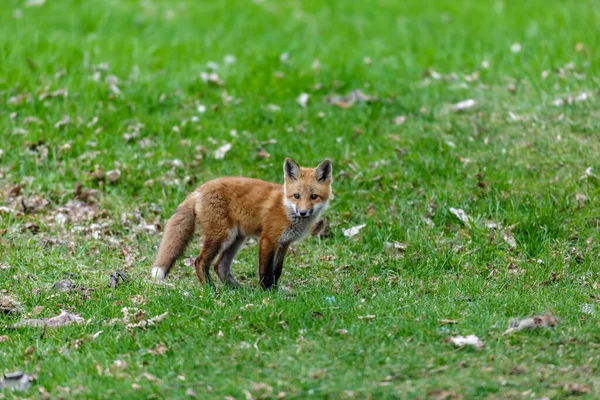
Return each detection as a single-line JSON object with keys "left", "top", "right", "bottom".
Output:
{"left": 0, "top": 372, "right": 34, "bottom": 391}
{"left": 200, "top": 72, "right": 223, "bottom": 86}
{"left": 502, "top": 232, "right": 517, "bottom": 249}
{"left": 446, "top": 335, "right": 484, "bottom": 350}
{"left": 452, "top": 99, "right": 476, "bottom": 112}
{"left": 427, "top": 389, "right": 462, "bottom": 400}
{"left": 141, "top": 372, "right": 159, "bottom": 382}
{"left": 106, "top": 169, "right": 121, "bottom": 183}
{"left": 31, "top": 306, "right": 44, "bottom": 315}
{"left": 297, "top": 93, "right": 309, "bottom": 108}
{"left": 394, "top": 116, "right": 406, "bottom": 125}
{"left": 13, "top": 310, "right": 85, "bottom": 328}
{"left": 1, "top": 295, "right": 23, "bottom": 315}
{"left": 326, "top": 90, "right": 374, "bottom": 108}
{"left": 256, "top": 148, "right": 270, "bottom": 159}
{"left": 54, "top": 115, "right": 71, "bottom": 129}
{"left": 108, "top": 271, "right": 127, "bottom": 288}
{"left": 504, "top": 314, "right": 557, "bottom": 335}
{"left": 449, "top": 208, "right": 471, "bottom": 229}
{"left": 214, "top": 143, "right": 232, "bottom": 160}
{"left": 149, "top": 342, "right": 169, "bottom": 356}
{"left": 343, "top": 224, "right": 366, "bottom": 238}
{"left": 384, "top": 241, "right": 407, "bottom": 254}
{"left": 563, "top": 383, "right": 591, "bottom": 395}
{"left": 112, "top": 360, "right": 127, "bottom": 371}
{"left": 358, "top": 315, "right": 375, "bottom": 320}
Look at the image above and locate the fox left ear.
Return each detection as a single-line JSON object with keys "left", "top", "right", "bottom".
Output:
{"left": 314, "top": 160, "right": 332, "bottom": 182}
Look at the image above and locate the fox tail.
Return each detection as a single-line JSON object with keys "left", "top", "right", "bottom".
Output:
{"left": 151, "top": 196, "right": 197, "bottom": 280}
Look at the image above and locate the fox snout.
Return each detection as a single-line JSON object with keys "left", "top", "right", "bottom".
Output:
{"left": 296, "top": 208, "right": 314, "bottom": 218}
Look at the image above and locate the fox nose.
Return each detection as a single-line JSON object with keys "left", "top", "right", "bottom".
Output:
{"left": 299, "top": 210, "right": 308, "bottom": 217}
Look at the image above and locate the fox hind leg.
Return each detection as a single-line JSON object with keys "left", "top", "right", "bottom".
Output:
{"left": 194, "top": 239, "right": 222, "bottom": 286}
{"left": 215, "top": 235, "right": 245, "bottom": 288}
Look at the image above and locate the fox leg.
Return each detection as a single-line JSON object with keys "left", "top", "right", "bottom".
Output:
{"left": 258, "top": 236, "right": 277, "bottom": 289}
{"left": 194, "top": 239, "right": 222, "bottom": 286}
{"left": 215, "top": 235, "right": 245, "bottom": 288}
{"left": 273, "top": 244, "right": 289, "bottom": 287}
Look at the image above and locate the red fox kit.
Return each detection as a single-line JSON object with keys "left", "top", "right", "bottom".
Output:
{"left": 151, "top": 158, "right": 333, "bottom": 289}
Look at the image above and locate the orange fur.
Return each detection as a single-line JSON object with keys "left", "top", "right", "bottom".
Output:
{"left": 151, "top": 159, "right": 333, "bottom": 289}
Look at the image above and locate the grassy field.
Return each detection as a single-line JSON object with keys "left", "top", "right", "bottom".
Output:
{"left": 1, "top": 0, "right": 600, "bottom": 398}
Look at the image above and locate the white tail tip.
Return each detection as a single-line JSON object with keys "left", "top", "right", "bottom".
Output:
{"left": 151, "top": 267, "right": 166, "bottom": 280}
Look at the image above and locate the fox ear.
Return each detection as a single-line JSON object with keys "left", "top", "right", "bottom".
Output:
{"left": 314, "top": 160, "right": 332, "bottom": 182}
{"left": 284, "top": 158, "right": 300, "bottom": 181}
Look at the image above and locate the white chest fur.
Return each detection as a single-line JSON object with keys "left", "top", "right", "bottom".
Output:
{"left": 279, "top": 215, "right": 316, "bottom": 244}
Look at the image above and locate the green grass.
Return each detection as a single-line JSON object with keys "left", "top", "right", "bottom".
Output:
{"left": 1, "top": 0, "right": 600, "bottom": 398}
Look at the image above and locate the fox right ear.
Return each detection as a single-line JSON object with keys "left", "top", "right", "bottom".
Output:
{"left": 284, "top": 158, "right": 300, "bottom": 181}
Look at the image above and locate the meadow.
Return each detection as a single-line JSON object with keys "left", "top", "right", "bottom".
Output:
{"left": 1, "top": 0, "right": 600, "bottom": 398}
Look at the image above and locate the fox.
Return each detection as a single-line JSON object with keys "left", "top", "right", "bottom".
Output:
{"left": 151, "top": 158, "right": 333, "bottom": 289}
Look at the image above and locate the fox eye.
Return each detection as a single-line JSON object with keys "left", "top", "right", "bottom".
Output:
{"left": 293, "top": 193, "right": 300, "bottom": 199}
{"left": 310, "top": 194, "right": 318, "bottom": 200}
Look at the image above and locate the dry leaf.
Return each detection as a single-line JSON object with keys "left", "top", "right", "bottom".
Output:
{"left": 485, "top": 221, "right": 500, "bottom": 229}
{"left": 200, "top": 72, "right": 223, "bottom": 86}
{"left": 54, "top": 115, "right": 71, "bottom": 129}
{"left": 25, "top": 0, "right": 45, "bottom": 7}
{"left": 575, "top": 193, "right": 588, "bottom": 208}
{"left": 126, "top": 311, "right": 168, "bottom": 330}
{"left": 256, "top": 148, "right": 270, "bottom": 159}
{"left": 384, "top": 241, "right": 407, "bottom": 253}
{"left": 224, "top": 55, "right": 236, "bottom": 65}
{"left": 449, "top": 208, "right": 471, "bottom": 229}
{"left": 108, "top": 271, "right": 127, "bottom": 288}
{"left": 427, "top": 389, "right": 461, "bottom": 400}
{"left": 336, "top": 329, "right": 348, "bottom": 336}
{"left": 343, "top": 224, "right": 366, "bottom": 238}
{"left": 452, "top": 99, "right": 476, "bottom": 112}
{"left": 394, "top": 116, "right": 406, "bottom": 125}
{"left": 30, "top": 306, "right": 44, "bottom": 315}
{"left": 553, "top": 92, "right": 592, "bottom": 106}
{"left": 0, "top": 372, "right": 33, "bottom": 391}
{"left": 438, "top": 319, "right": 459, "bottom": 325}
{"left": 580, "top": 303, "right": 595, "bottom": 315}
{"left": 297, "top": 93, "right": 310, "bottom": 108}
{"left": 13, "top": 310, "right": 85, "bottom": 328}
{"left": 446, "top": 335, "right": 484, "bottom": 350}
{"left": 1, "top": 295, "right": 23, "bottom": 315}
{"left": 142, "top": 372, "right": 159, "bottom": 382}
{"left": 150, "top": 342, "right": 169, "bottom": 356}
{"left": 358, "top": 315, "right": 375, "bottom": 320}
{"left": 214, "top": 143, "right": 232, "bottom": 160}
{"left": 503, "top": 314, "right": 557, "bottom": 335}
{"left": 106, "top": 169, "right": 121, "bottom": 183}
{"left": 502, "top": 232, "right": 517, "bottom": 249}
{"left": 326, "top": 90, "right": 373, "bottom": 108}
{"left": 113, "top": 360, "right": 127, "bottom": 370}
{"left": 563, "top": 383, "right": 591, "bottom": 395}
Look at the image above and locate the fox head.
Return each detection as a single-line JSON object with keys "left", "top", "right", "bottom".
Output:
{"left": 283, "top": 158, "right": 333, "bottom": 218}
